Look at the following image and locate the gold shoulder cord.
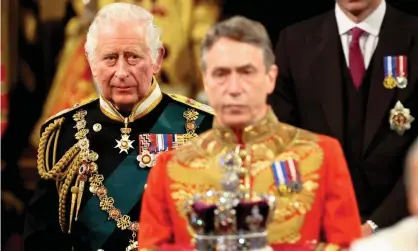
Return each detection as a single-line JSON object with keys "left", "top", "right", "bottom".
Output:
{"left": 36, "top": 117, "right": 82, "bottom": 232}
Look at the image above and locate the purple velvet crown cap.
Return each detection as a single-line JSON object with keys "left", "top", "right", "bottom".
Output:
{"left": 186, "top": 194, "right": 275, "bottom": 235}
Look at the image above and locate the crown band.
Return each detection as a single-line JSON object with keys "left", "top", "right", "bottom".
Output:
{"left": 194, "top": 231, "right": 269, "bottom": 251}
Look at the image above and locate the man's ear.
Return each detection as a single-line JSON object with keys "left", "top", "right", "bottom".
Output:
{"left": 266, "top": 64, "right": 279, "bottom": 94}
{"left": 152, "top": 47, "right": 165, "bottom": 74}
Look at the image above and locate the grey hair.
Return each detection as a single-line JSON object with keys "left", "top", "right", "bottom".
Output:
{"left": 85, "top": 2, "right": 162, "bottom": 64}
{"left": 200, "top": 15, "right": 275, "bottom": 72}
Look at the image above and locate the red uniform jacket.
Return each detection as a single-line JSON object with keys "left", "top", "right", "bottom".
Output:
{"left": 138, "top": 111, "right": 362, "bottom": 250}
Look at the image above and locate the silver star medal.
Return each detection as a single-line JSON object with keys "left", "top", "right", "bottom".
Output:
{"left": 389, "top": 101, "right": 415, "bottom": 136}
{"left": 115, "top": 134, "right": 134, "bottom": 154}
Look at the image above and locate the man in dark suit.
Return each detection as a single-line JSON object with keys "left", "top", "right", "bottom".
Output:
{"left": 268, "top": 0, "right": 418, "bottom": 237}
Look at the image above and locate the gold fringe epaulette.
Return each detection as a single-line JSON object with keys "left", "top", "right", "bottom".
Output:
{"left": 36, "top": 116, "right": 82, "bottom": 233}
{"left": 167, "top": 93, "right": 215, "bottom": 115}
{"left": 43, "top": 97, "right": 98, "bottom": 124}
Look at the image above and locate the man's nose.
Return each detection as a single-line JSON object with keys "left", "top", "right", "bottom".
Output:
{"left": 226, "top": 72, "right": 242, "bottom": 96}
{"left": 115, "top": 60, "right": 129, "bottom": 79}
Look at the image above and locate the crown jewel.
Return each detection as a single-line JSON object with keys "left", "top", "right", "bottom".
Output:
{"left": 185, "top": 149, "right": 276, "bottom": 251}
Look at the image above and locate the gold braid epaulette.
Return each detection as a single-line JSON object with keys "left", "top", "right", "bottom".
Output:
{"left": 36, "top": 117, "right": 81, "bottom": 233}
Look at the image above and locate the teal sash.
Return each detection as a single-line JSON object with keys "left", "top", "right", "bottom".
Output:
{"left": 79, "top": 103, "right": 205, "bottom": 250}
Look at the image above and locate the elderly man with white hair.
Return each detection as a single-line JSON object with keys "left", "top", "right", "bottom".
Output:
{"left": 22, "top": 3, "right": 214, "bottom": 251}
{"left": 349, "top": 137, "right": 418, "bottom": 251}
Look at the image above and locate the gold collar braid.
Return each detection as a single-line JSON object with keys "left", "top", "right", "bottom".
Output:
{"left": 212, "top": 108, "right": 282, "bottom": 145}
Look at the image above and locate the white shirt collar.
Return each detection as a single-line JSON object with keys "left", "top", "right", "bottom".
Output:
{"left": 335, "top": 0, "right": 386, "bottom": 36}
{"left": 99, "top": 77, "right": 163, "bottom": 122}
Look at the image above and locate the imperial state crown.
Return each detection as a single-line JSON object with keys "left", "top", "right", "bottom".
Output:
{"left": 184, "top": 149, "right": 277, "bottom": 251}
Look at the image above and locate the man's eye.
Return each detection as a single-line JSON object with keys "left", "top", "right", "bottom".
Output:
{"left": 213, "top": 71, "right": 227, "bottom": 77}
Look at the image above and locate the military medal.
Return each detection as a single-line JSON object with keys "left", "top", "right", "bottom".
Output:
{"left": 395, "top": 55, "right": 408, "bottom": 89}
{"left": 137, "top": 134, "right": 155, "bottom": 168}
{"left": 137, "top": 149, "right": 155, "bottom": 168}
{"left": 389, "top": 101, "right": 415, "bottom": 135}
{"left": 271, "top": 159, "right": 302, "bottom": 195}
{"left": 383, "top": 56, "right": 397, "bottom": 89}
{"left": 137, "top": 134, "right": 183, "bottom": 168}
{"left": 115, "top": 118, "right": 134, "bottom": 154}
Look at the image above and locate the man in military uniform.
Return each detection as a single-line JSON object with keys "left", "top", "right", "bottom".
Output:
{"left": 138, "top": 16, "right": 361, "bottom": 251}
{"left": 30, "top": 0, "right": 220, "bottom": 147}
{"left": 23, "top": 3, "right": 213, "bottom": 251}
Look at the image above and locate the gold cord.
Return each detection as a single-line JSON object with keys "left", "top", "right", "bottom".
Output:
{"left": 37, "top": 117, "right": 80, "bottom": 180}
{"left": 36, "top": 117, "right": 82, "bottom": 232}
{"left": 58, "top": 154, "right": 80, "bottom": 232}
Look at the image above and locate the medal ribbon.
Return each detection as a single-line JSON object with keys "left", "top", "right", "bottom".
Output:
{"left": 149, "top": 133, "right": 158, "bottom": 153}
{"left": 287, "top": 159, "right": 301, "bottom": 183}
{"left": 140, "top": 133, "right": 178, "bottom": 153}
{"left": 384, "top": 56, "right": 396, "bottom": 77}
{"left": 272, "top": 160, "right": 300, "bottom": 187}
{"left": 156, "top": 134, "right": 174, "bottom": 152}
{"left": 271, "top": 160, "right": 301, "bottom": 187}
{"left": 272, "top": 161, "right": 286, "bottom": 187}
{"left": 397, "top": 55, "right": 407, "bottom": 77}
{"left": 139, "top": 134, "right": 150, "bottom": 152}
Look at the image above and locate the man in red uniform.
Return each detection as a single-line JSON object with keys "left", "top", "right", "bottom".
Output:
{"left": 138, "top": 16, "right": 362, "bottom": 251}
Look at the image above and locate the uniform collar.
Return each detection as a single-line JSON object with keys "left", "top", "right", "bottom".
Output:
{"left": 99, "top": 77, "right": 163, "bottom": 122}
{"left": 335, "top": 0, "right": 386, "bottom": 36}
{"left": 212, "top": 107, "right": 282, "bottom": 145}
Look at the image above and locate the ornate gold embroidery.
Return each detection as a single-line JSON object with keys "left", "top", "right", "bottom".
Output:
{"left": 183, "top": 108, "right": 199, "bottom": 139}
{"left": 168, "top": 114, "right": 324, "bottom": 245}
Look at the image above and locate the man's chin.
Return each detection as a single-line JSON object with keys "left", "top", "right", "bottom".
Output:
{"left": 112, "top": 98, "right": 138, "bottom": 112}
{"left": 344, "top": 2, "right": 369, "bottom": 14}
{"left": 220, "top": 115, "right": 252, "bottom": 129}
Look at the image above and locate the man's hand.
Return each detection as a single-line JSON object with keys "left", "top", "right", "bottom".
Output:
{"left": 361, "top": 223, "right": 373, "bottom": 237}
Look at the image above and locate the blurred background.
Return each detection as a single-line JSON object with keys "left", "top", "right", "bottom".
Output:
{"left": 1, "top": 0, "right": 417, "bottom": 250}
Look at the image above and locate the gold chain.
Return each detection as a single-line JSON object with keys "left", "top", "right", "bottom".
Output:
{"left": 67, "top": 108, "right": 200, "bottom": 248}
{"left": 71, "top": 110, "right": 139, "bottom": 243}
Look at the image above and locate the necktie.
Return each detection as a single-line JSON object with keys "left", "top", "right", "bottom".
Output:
{"left": 349, "top": 27, "right": 365, "bottom": 89}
